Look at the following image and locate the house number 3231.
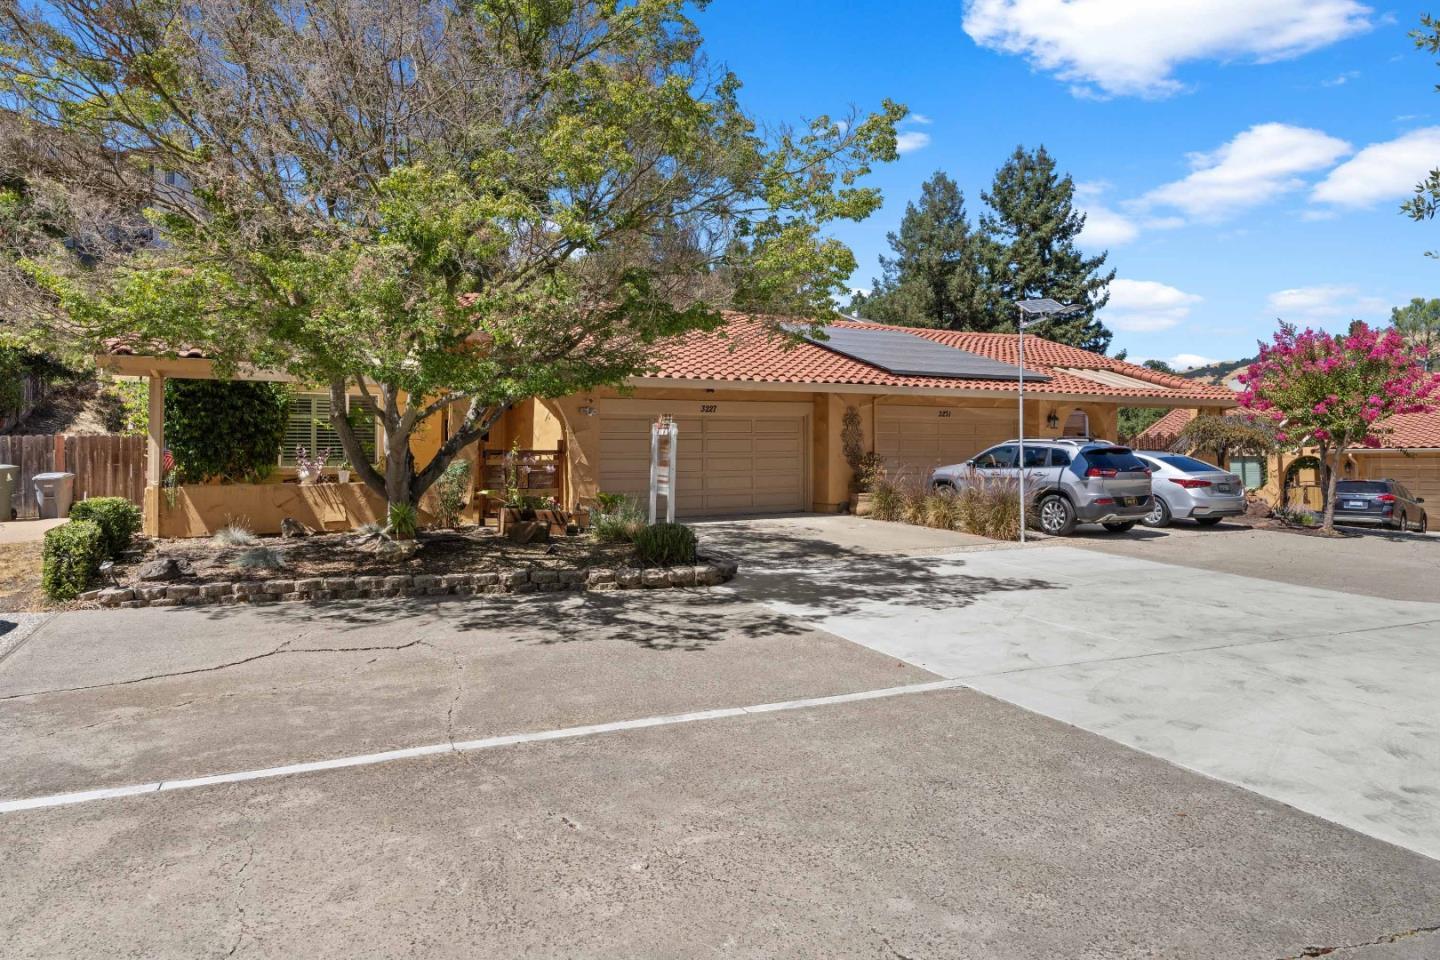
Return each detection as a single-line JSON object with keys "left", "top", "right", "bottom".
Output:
{"left": 937, "top": 410, "right": 952, "bottom": 418}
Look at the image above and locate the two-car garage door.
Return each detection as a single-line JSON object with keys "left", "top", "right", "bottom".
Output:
{"left": 598, "top": 399, "right": 810, "bottom": 517}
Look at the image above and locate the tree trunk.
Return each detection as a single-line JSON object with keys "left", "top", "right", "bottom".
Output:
{"left": 329, "top": 378, "right": 512, "bottom": 533}
{"left": 1321, "top": 445, "right": 1345, "bottom": 535}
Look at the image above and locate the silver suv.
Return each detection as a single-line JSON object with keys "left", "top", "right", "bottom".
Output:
{"left": 930, "top": 438, "right": 1154, "bottom": 536}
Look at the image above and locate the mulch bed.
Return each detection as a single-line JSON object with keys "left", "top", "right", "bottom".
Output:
{"left": 115, "top": 526, "right": 638, "bottom": 586}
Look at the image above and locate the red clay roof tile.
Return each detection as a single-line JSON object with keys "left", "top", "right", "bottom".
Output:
{"left": 645, "top": 315, "right": 1237, "bottom": 403}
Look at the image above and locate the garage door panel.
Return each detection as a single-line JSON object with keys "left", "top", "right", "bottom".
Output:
{"left": 599, "top": 403, "right": 808, "bottom": 517}
{"left": 878, "top": 405, "right": 1015, "bottom": 478}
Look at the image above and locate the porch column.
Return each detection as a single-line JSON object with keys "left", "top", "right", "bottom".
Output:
{"left": 143, "top": 373, "right": 165, "bottom": 536}
{"left": 146, "top": 373, "right": 165, "bottom": 485}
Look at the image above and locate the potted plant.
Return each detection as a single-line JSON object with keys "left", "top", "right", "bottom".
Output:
{"left": 852, "top": 452, "right": 886, "bottom": 516}
{"left": 295, "top": 446, "right": 328, "bottom": 485}
{"left": 337, "top": 458, "right": 352, "bottom": 484}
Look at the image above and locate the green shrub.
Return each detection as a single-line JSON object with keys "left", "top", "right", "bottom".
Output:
{"left": 633, "top": 522, "right": 698, "bottom": 566}
{"left": 68, "top": 497, "right": 142, "bottom": 558}
{"left": 388, "top": 501, "right": 418, "bottom": 539}
{"left": 42, "top": 519, "right": 105, "bottom": 602}
{"left": 591, "top": 496, "right": 645, "bottom": 543}
{"left": 432, "top": 459, "right": 471, "bottom": 528}
{"left": 165, "top": 379, "right": 291, "bottom": 483}
{"left": 594, "top": 491, "right": 628, "bottom": 513}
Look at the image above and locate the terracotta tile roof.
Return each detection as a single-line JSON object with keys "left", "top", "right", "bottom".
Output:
{"left": 104, "top": 338, "right": 207, "bottom": 359}
{"left": 1131, "top": 408, "right": 1198, "bottom": 448}
{"left": 1369, "top": 400, "right": 1440, "bottom": 450}
{"left": 646, "top": 314, "right": 1236, "bottom": 403}
{"left": 1132, "top": 380, "right": 1440, "bottom": 451}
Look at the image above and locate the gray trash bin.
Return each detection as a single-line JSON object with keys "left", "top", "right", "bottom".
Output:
{"left": 0, "top": 464, "right": 17, "bottom": 520}
{"left": 33, "top": 471, "right": 76, "bottom": 520}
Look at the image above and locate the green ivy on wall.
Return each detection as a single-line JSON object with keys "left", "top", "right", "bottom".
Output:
{"left": 165, "top": 380, "right": 291, "bottom": 483}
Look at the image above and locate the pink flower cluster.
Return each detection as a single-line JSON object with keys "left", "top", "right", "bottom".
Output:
{"left": 1238, "top": 322, "right": 1439, "bottom": 449}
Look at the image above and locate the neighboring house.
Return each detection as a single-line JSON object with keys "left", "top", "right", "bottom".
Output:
{"left": 101, "top": 314, "right": 1236, "bottom": 535}
{"left": 1133, "top": 403, "right": 1440, "bottom": 510}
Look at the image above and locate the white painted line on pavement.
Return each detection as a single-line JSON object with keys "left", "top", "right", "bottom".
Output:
{"left": 0, "top": 678, "right": 967, "bottom": 814}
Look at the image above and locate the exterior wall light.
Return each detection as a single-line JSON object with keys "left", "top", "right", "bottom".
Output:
{"left": 1046, "top": 411, "right": 1060, "bottom": 429}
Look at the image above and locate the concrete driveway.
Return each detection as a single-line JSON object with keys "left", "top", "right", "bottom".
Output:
{"left": 702, "top": 516, "right": 1440, "bottom": 860}
{"left": 2, "top": 517, "right": 1439, "bottom": 957}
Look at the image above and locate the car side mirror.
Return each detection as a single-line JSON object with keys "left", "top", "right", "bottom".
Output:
{"left": 1418, "top": 497, "right": 1426, "bottom": 503}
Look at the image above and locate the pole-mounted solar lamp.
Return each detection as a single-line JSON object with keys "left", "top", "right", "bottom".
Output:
{"left": 1014, "top": 298, "right": 1082, "bottom": 543}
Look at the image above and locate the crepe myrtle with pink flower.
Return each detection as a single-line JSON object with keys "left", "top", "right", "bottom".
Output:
{"left": 1238, "top": 322, "right": 1439, "bottom": 534}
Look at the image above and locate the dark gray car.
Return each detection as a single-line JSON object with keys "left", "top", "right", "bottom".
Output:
{"left": 930, "top": 439, "right": 1153, "bottom": 536}
{"left": 1332, "top": 479, "right": 1428, "bottom": 533}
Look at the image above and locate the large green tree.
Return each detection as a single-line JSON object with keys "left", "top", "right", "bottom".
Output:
{"left": 1391, "top": 297, "right": 1440, "bottom": 371}
{"left": 2, "top": 0, "right": 901, "bottom": 523}
{"left": 980, "top": 146, "right": 1115, "bottom": 352}
{"left": 851, "top": 171, "right": 986, "bottom": 329}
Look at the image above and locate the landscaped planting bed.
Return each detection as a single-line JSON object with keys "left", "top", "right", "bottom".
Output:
{"left": 79, "top": 528, "right": 738, "bottom": 609}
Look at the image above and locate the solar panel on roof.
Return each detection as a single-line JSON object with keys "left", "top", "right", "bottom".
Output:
{"left": 800, "top": 325, "right": 1049, "bottom": 381}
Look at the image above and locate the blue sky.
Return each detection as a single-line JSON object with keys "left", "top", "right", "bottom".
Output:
{"left": 695, "top": 0, "right": 1440, "bottom": 367}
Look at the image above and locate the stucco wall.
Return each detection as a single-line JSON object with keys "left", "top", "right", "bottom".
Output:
{"left": 147, "top": 481, "right": 392, "bottom": 538}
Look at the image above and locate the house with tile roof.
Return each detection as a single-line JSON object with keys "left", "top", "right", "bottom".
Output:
{"left": 102, "top": 313, "right": 1237, "bottom": 534}
{"left": 1129, "top": 387, "right": 1440, "bottom": 511}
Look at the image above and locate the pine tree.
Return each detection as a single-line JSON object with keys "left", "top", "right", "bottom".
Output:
{"left": 1391, "top": 297, "right": 1440, "bottom": 371}
{"left": 980, "top": 146, "right": 1116, "bottom": 353}
{"left": 852, "top": 172, "right": 987, "bottom": 329}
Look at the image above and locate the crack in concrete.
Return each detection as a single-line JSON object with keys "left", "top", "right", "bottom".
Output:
{"left": 0, "top": 638, "right": 430, "bottom": 702}
{"left": 1275, "top": 923, "right": 1440, "bottom": 959}
{"left": 223, "top": 838, "right": 257, "bottom": 958}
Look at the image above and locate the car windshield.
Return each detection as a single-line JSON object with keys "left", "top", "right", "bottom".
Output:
{"left": 1083, "top": 449, "right": 1148, "bottom": 473}
{"left": 1159, "top": 455, "right": 1220, "bottom": 473}
{"left": 1336, "top": 481, "right": 1389, "bottom": 494}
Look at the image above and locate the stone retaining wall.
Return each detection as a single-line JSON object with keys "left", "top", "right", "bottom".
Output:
{"left": 82, "top": 560, "right": 739, "bottom": 609}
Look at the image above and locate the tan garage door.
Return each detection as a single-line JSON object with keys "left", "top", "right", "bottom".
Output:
{"left": 598, "top": 399, "right": 810, "bottom": 517}
{"left": 1358, "top": 452, "right": 1440, "bottom": 509}
{"left": 875, "top": 403, "right": 1013, "bottom": 484}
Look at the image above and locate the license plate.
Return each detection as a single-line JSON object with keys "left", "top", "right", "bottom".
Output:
{"left": 1343, "top": 500, "right": 1366, "bottom": 509}
{"left": 1121, "top": 496, "right": 1141, "bottom": 506}
{"left": 1216, "top": 484, "right": 1235, "bottom": 494}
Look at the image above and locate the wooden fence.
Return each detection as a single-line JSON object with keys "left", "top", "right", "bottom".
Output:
{"left": 0, "top": 434, "right": 145, "bottom": 519}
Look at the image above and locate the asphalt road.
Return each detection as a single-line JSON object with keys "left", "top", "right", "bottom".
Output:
{"left": 2, "top": 518, "right": 1438, "bottom": 958}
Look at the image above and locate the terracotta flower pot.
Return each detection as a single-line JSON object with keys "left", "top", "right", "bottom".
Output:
{"left": 854, "top": 492, "right": 874, "bottom": 517}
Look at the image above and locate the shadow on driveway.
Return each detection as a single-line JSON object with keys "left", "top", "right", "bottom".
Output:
{"left": 181, "top": 524, "right": 1063, "bottom": 647}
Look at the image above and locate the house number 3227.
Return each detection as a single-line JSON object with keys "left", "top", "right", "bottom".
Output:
{"left": 700, "top": 404, "right": 718, "bottom": 413}
{"left": 937, "top": 410, "right": 952, "bottom": 418}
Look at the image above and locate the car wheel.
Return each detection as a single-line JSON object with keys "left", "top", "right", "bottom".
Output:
{"left": 1194, "top": 516, "right": 1224, "bottom": 527}
{"left": 1037, "top": 494, "right": 1076, "bottom": 537}
{"left": 1102, "top": 521, "right": 1137, "bottom": 533}
{"left": 1141, "top": 497, "right": 1171, "bottom": 528}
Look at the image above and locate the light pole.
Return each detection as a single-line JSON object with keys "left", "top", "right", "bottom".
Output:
{"left": 1014, "top": 298, "right": 1080, "bottom": 543}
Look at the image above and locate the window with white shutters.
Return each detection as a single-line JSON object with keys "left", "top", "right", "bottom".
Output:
{"left": 280, "top": 393, "right": 378, "bottom": 466}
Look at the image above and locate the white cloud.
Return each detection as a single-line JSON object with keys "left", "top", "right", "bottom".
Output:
{"left": 1265, "top": 284, "right": 1389, "bottom": 320}
{"left": 1321, "top": 70, "right": 1360, "bottom": 87}
{"left": 1102, "top": 279, "right": 1203, "bottom": 332}
{"left": 1311, "top": 127, "right": 1440, "bottom": 207}
{"left": 961, "top": 0, "right": 1372, "bottom": 98}
{"left": 1169, "top": 353, "right": 1217, "bottom": 371}
{"left": 895, "top": 131, "right": 932, "bottom": 155}
{"left": 1141, "top": 123, "right": 1351, "bottom": 219}
{"left": 908, "top": 113, "right": 934, "bottom": 125}
{"left": 1078, "top": 205, "right": 1140, "bottom": 246}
